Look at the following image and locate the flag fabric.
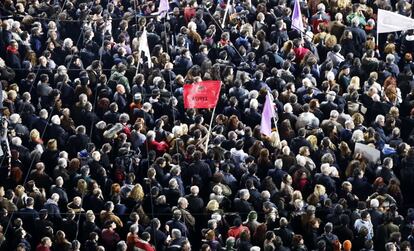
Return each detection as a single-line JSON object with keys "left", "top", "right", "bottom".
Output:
{"left": 292, "top": 0, "right": 304, "bottom": 32}
{"left": 183, "top": 81, "right": 221, "bottom": 109}
{"left": 260, "top": 94, "right": 276, "bottom": 136}
{"left": 138, "top": 29, "right": 152, "bottom": 68}
{"left": 158, "top": 0, "right": 169, "bottom": 17}
{"left": 377, "top": 9, "right": 414, "bottom": 33}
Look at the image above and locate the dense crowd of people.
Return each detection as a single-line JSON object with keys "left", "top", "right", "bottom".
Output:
{"left": 1, "top": 0, "right": 414, "bottom": 250}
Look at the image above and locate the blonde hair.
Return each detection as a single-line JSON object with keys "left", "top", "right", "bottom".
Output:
{"left": 365, "top": 40, "right": 376, "bottom": 50}
{"left": 15, "top": 185, "right": 25, "bottom": 197}
{"left": 86, "top": 210, "right": 95, "bottom": 221}
{"left": 30, "top": 129, "right": 40, "bottom": 140}
{"left": 384, "top": 43, "right": 396, "bottom": 54}
{"left": 47, "top": 139, "right": 57, "bottom": 151}
{"left": 206, "top": 199, "right": 219, "bottom": 211}
{"left": 389, "top": 107, "right": 399, "bottom": 117}
{"left": 349, "top": 76, "right": 360, "bottom": 90}
{"left": 306, "top": 135, "right": 319, "bottom": 151}
{"left": 324, "top": 34, "right": 337, "bottom": 49}
{"left": 313, "top": 184, "right": 326, "bottom": 197}
{"left": 269, "top": 131, "right": 281, "bottom": 148}
{"left": 337, "top": 0, "right": 351, "bottom": 9}
{"left": 352, "top": 113, "right": 364, "bottom": 125}
{"left": 129, "top": 184, "right": 144, "bottom": 201}
{"left": 292, "top": 190, "right": 303, "bottom": 202}
{"left": 7, "top": 90, "right": 17, "bottom": 100}
{"left": 77, "top": 179, "right": 88, "bottom": 195}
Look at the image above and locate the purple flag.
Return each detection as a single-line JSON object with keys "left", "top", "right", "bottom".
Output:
{"left": 158, "top": 0, "right": 169, "bottom": 17}
{"left": 260, "top": 94, "right": 275, "bottom": 136}
{"left": 292, "top": 0, "right": 304, "bottom": 32}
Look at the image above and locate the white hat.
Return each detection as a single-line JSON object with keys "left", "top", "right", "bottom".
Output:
{"left": 51, "top": 115, "right": 61, "bottom": 125}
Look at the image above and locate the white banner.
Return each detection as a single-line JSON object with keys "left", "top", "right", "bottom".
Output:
{"left": 377, "top": 9, "right": 414, "bottom": 33}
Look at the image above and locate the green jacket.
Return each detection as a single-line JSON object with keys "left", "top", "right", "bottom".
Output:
{"left": 109, "top": 71, "right": 131, "bottom": 94}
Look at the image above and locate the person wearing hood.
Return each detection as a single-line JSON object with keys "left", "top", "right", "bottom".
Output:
{"left": 109, "top": 63, "right": 131, "bottom": 94}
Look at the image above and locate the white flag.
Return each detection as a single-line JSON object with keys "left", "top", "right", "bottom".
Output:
{"left": 138, "top": 29, "right": 153, "bottom": 68}
{"left": 377, "top": 9, "right": 414, "bottom": 33}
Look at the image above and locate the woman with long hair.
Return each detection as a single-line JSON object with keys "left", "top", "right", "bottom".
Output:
{"left": 257, "top": 148, "right": 274, "bottom": 179}
{"left": 279, "top": 119, "right": 296, "bottom": 144}
{"left": 387, "top": 178, "right": 403, "bottom": 207}
{"left": 383, "top": 76, "right": 402, "bottom": 105}
{"left": 248, "top": 140, "right": 264, "bottom": 159}
{"left": 307, "top": 184, "right": 327, "bottom": 206}
{"left": 55, "top": 230, "right": 72, "bottom": 251}
{"left": 40, "top": 139, "right": 59, "bottom": 174}
{"left": 74, "top": 179, "right": 88, "bottom": 197}
{"left": 337, "top": 141, "right": 352, "bottom": 175}
{"left": 291, "top": 234, "right": 308, "bottom": 251}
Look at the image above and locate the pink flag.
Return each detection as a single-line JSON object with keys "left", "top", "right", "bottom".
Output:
{"left": 158, "top": 0, "right": 169, "bottom": 17}
{"left": 292, "top": 0, "right": 304, "bottom": 32}
{"left": 260, "top": 94, "right": 276, "bottom": 136}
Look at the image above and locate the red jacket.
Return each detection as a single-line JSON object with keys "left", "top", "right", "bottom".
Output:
{"left": 146, "top": 139, "right": 169, "bottom": 155}
{"left": 36, "top": 244, "right": 51, "bottom": 251}
{"left": 136, "top": 240, "right": 156, "bottom": 251}
{"left": 227, "top": 225, "right": 250, "bottom": 239}
{"left": 293, "top": 47, "right": 310, "bottom": 63}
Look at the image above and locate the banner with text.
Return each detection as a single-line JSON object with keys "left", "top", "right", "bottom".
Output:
{"left": 183, "top": 81, "right": 221, "bottom": 109}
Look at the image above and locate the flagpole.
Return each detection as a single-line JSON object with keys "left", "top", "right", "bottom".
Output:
{"left": 221, "top": 0, "right": 232, "bottom": 28}
{"left": 204, "top": 105, "right": 216, "bottom": 153}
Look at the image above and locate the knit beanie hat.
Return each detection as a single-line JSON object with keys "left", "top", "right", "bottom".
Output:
{"left": 343, "top": 240, "right": 352, "bottom": 251}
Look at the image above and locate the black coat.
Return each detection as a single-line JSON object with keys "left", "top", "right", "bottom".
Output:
{"left": 184, "top": 194, "right": 204, "bottom": 214}
{"left": 66, "top": 134, "right": 90, "bottom": 158}
{"left": 320, "top": 101, "right": 338, "bottom": 120}
{"left": 347, "top": 27, "right": 367, "bottom": 57}
{"left": 33, "top": 118, "right": 49, "bottom": 135}
{"left": 232, "top": 198, "right": 253, "bottom": 217}
{"left": 46, "top": 123, "right": 68, "bottom": 148}
{"left": 5, "top": 50, "right": 21, "bottom": 69}
{"left": 290, "top": 136, "right": 311, "bottom": 155}
{"left": 243, "top": 109, "right": 262, "bottom": 129}
{"left": 333, "top": 224, "right": 354, "bottom": 242}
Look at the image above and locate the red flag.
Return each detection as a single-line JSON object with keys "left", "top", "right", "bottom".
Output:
{"left": 183, "top": 81, "right": 221, "bottom": 109}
